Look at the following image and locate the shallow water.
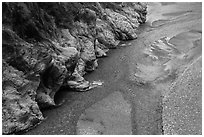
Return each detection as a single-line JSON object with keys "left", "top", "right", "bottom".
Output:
{"left": 169, "top": 31, "right": 201, "bottom": 53}
{"left": 24, "top": 2, "right": 202, "bottom": 135}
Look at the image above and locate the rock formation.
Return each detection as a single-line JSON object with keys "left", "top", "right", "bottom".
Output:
{"left": 2, "top": 2, "right": 147, "bottom": 134}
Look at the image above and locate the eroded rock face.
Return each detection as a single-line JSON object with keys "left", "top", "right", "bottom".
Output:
{"left": 2, "top": 2, "right": 147, "bottom": 134}
{"left": 2, "top": 27, "right": 79, "bottom": 109}
{"left": 96, "top": 18, "right": 120, "bottom": 48}
{"left": 97, "top": 2, "right": 147, "bottom": 41}
{"left": 2, "top": 61, "right": 44, "bottom": 134}
{"left": 105, "top": 9, "right": 138, "bottom": 40}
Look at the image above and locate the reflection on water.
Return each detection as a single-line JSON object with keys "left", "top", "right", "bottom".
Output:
{"left": 77, "top": 2, "right": 202, "bottom": 135}
{"left": 169, "top": 30, "right": 201, "bottom": 53}
{"left": 162, "top": 10, "right": 192, "bottom": 17}
{"left": 151, "top": 19, "right": 170, "bottom": 27}
{"left": 133, "top": 2, "right": 202, "bottom": 84}
{"left": 134, "top": 29, "right": 201, "bottom": 83}
{"left": 147, "top": 2, "right": 201, "bottom": 27}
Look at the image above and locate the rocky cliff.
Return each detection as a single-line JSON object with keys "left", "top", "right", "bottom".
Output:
{"left": 2, "top": 2, "right": 147, "bottom": 134}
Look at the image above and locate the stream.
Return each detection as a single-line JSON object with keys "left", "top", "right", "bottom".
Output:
{"left": 24, "top": 2, "right": 202, "bottom": 135}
